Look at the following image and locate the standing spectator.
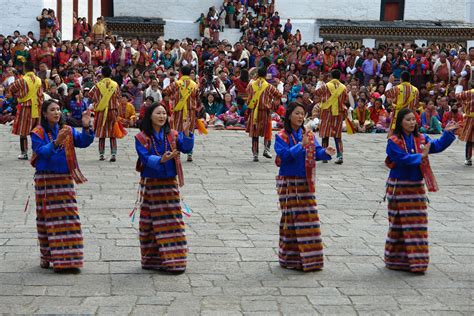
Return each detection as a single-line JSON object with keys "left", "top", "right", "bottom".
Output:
{"left": 145, "top": 79, "right": 162, "bottom": 104}
{"left": 92, "top": 17, "right": 106, "bottom": 44}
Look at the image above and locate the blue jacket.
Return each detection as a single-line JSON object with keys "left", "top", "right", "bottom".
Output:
{"left": 275, "top": 128, "right": 332, "bottom": 177}
{"left": 135, "top": 129, "right": 194, "bottom": 179}
{"left": 386, "top": 130, "right": 455, "bottom": 181}
{"left": 31, "top": 124, "right": 94, "bottom": 174}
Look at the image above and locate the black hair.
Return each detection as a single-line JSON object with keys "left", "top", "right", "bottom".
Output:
{"left": 70, "top": 89, "right": 81, "bottom": 100}
{"left": 393, "top": 108, "right": 419, "bottom": 138}
{"left": 101, "top": 66, "right": 112, "bottom": 78}
{"left": 257, "top": 67, "right": 267, "bottom": 78}
{"left": 140, "top": 102, "right": 171, "bottom": 136}
{"left": 23, "top": 62, "right": 35, "bottom": 73}
{"left": 330, "top": 69, "right": 341, "bottom": 80}
{"left": 145, "top": 96, "right": 155, "bottom": 102}
{"left": 283, "top": 102, "right": 306, "bottom": 133}
{"left": 400, "top": 71, "right": 411, "bottom": 82}
{"left": 40, "top": 99, "right": 64, "bottom": 133}
{"left": 181, "top": 65, "right": 192, "bottom": 76}
{"left": 240, "top": 69, "right": 249, "bottom": 83}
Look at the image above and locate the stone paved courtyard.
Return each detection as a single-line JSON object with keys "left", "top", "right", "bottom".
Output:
{"left": 0, "top": 125, "right": 473, "bottom": 315}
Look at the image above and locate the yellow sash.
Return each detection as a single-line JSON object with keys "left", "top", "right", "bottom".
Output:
{"left": 18, "top": 72, "right": 42, "bottom": 119}
{"left": 96, "top": 78, "right": 118, "bottom": 127}
{"left": 248, "top": 78, "right": 269, "bottom": 124}
{"left": 320, "top": 79, "right": 345, "bottom": 116}
{"left": 174, "top": 76, "right": 197, "bottom": 120}
{"left": 391, "top": 82, "right": 418, "bottom": 129}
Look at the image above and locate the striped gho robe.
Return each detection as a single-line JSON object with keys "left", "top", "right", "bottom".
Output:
{"left": 89, "top": 78, "right": 121, "bottom": 138}
{"left": 10, "top": 73, "right": 44, "bottom": 136}
{"left": 163, "top": 77, "right": 200, "bottom": 132}
{"left": 455, "top": 90, "right": 474, "bottom": 142}
{"left": 385, "top": 82, "right": 419, "bottom": 135}
{"left": 245, "top": 77, "right": 282, "bottom": 139}
{"left": 314, "top": 80, "right": 348, "bottom": 139}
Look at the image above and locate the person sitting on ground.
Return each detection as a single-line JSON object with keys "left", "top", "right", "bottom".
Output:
{"left": 118, "top": 93, "right": 137, "bottom": 128}
{"left": 0, "top": 96, "right": 14, "bottom": 124}
{"left": 370, "top": 98, "right": 390, "bottom": 133}
{"left": 420, "top": 100, "right": 442, "bottom": 134}
{"left": 65, "top": 89, "right": 88, "bottom": 127}
{"left": 441, "top": 101, "right": 463, "bottom": 128}
{"left": 305, "top": 104, "right": 321, "bottom": 132}
{"left": 352, "top": 97, "right": 373, "bottom": 133}
{"left": 218, "top": 105, "right": 242, "bottom": 128}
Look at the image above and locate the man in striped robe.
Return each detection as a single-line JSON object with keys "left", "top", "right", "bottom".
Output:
{"left": 314, "top": 69, "right": 348, "bottom": 164}
{"left": 89, "top": 66, "right": 120, "bottom": 161}
{"left": 455, "top": 90, "right": 474, "bottom": 166}
{"left": 10, "top": 62, "right": 44, "bottom": 160}
{"left": 385, "top": 71, "right": 419, "bottom": 137}
{"left": 246, "top": 67, "right": 282, "bottom": 162}
{"left": 162, "top": 65, "right": 200, "bottom": 162}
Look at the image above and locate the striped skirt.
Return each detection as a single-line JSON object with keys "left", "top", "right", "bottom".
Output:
{"left": 319, "top": 110, "right": 344, "bottom": 138}
{"left": 459, "top": 117, "right": 474, "bottom": 142}
{"left": 385, "top": 178, "right": 429, "bottom": 273}
{"left": 276, "top": 176, "right": 323, "bottom": 272}
{"left": 34, "top": 173, "right": 83, "bottom": 269}
{"left": 139, "top": 177, "right": 187, "bottom": 272}
{"left": 12, "top": 106, "right": 39, "bottom": 137}
{"left": 93, "top": 111, "right": 116, "bottom": 139}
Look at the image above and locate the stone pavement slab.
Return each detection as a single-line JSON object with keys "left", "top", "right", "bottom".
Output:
{"left": 0, "top": 125, "right": 473, "bottom": 315}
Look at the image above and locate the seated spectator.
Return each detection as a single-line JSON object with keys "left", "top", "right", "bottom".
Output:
{"left": 0, "top": 96, "right": 14, "bottom": 124}
{"left": 305, "top": 105, "right": 321, "bottom": 132}
{"left": 136, "top": 96, "right": 154, "bottom": 129}
{"left": 369, "top": 98, "right": 390, "bottom": 133}
{"left": 218, "top": 105, "right": 242, "bottom": 128}
{"left": 145, "top": 79, "right": 162, "bottom": 104}
{"left": 214, "top": 93, "right": 234, "bottom": 129}
{"left": 352, "top": 97, "right": 373, "bottom": 133}
{"left": 420, "top": 100, "right": 442, "bottom": 134}
{"left": 441, "top": 102, "right": 463, "bottom": 128}
{"left": 65, "top": 89, "right": 87, "bottom": 127}
{"left": 204, "top": 93, "right": 223, "bottom": 125}
{"left": 118, "top": 93, "right": 137, "bottom": 128}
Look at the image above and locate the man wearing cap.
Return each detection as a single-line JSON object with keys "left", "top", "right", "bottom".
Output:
{"left": 246, "top": 67, "right": 282, "bottom": 162}
{"left": 314, "top": 69, "right": 348, "bottom": 164}
{"left": 9, "top": 62, "right": 44, "bottom": 160}
{"left": 89, "top": 66, "right": 120, "bottom": 161}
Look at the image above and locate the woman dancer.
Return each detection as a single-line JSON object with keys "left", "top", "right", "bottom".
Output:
{"left": 31, "top": 100, "right": 94, "bottom": 272}
{"left": 135, "top": 103, "right": 194, "bottom": 273}
{"left": 274, "top": 102, "right": 336, "bottom": 271}
{"left": 384, "top": 108, "right": 458, "bottom": 273}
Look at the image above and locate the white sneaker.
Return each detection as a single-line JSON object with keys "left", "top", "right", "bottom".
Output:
{"left": 465, "top": 159, "right": 472, "bottom": 166}
{"left": 18, "top": 153, "right": 28, "bottom": 160}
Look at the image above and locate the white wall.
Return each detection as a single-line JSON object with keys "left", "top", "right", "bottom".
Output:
{"left": 62, "top": 0, "right": 74, "bottom": 41}
{"left": 164, "top": 20, "right": 200, "bottom": 40}
{"left": 114, "top": 0, "right": 223, "bottom": 20}
{"left": 405, "top": 0, "right": 466, "bottom": 22}
{"left": 276, "top": 0, "right": 380, "bottom": 20}
{"left": 0, "top": 0, "right": 44, "bottom": 37}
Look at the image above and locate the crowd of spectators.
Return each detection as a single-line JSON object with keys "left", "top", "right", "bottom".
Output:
{"left": 0, "top": 4, "right": 471, "bottom": 134}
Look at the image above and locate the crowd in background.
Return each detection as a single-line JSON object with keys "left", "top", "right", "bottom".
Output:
{"left": 0, "top": 3, "right": 471, "bottom": 136}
